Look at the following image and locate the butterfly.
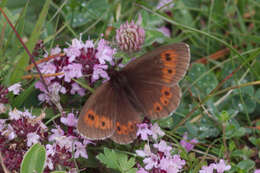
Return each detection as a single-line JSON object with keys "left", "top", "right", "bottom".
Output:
{"left": 77, "top": 43, "right": 190, "bottom": 144}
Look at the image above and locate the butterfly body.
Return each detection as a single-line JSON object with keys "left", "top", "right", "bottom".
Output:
{"left": 77, "top": 43, "right": 190, "bottom": 144}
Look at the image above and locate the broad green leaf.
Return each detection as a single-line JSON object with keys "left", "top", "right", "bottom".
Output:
{"left": 237, "top": 160, "right": 255, "bottom": 172}
{"left": 51, "top": 171, "right": 66, "bottom": 173}
{"left": 96, "top": 147, "right": 137, "bottom": 173}
{"left": 249, "top": 137, "right": 260, "bottom": 147}
{"left": 96, "top": 147, "right": 118, "bottom": 169}
{"left": 20, "top": 143, "right": 46, "bottom": 173}
{"left": 231, "top": 94, "right": 256, "bottom": 114}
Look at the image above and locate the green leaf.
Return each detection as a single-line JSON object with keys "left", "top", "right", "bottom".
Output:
{"left": 249, "top": 137, "right": 260, "bottom": 147}
{"left": 97, "top": 147, "right": 118, "bottom": 169}
{"left": 51, "top": 171, "right": 67, "bottom": 173}
{"left": 20, "top": 143, "right": 46, "bottom": 173}
{"left": 65, "top": 0, "right": 109, "bottom": 28}
{"left": 231, "top": 94, "right": 256, "bottom": 114}
{"left": 8, "top": 0, "right": 51, "bottom": 85}
{"left": 237, "top": 160, "right": 255, "bottom": 172}
{"left": 96, "top": 147, "right": 137, "bottom": 173}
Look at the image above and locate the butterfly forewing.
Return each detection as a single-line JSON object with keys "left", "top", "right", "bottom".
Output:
{"left": 122, "top": 43, "right": 190, "bottom": 119}
{"left": 123, "top": 43, "right": 190, "bottom": 86}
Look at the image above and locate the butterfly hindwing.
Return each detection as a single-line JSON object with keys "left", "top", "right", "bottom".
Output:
{"left": 78, "top": 81, "right": 142, "bottom": 143}
{"left": 77, "top": 82, "right": 117, "bottom": 140}
{"left": 109, "top": 88, "right": 142, "bottom": 144}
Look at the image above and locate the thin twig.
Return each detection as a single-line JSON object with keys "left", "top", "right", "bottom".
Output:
{"left": 26, "top": 53, "right": 65, "bottom": 71}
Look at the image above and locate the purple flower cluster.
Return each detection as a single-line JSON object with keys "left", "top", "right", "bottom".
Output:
{"left": 35, "top": 37, "right": 115, "bottom": 103}
{"left": 136, "top": 141, "right": 185, "bottom": 173}
{"left": 136, "top": 123, "right": 186, "bottom": 173}
{"left": 199, "top": 159, "right": 231, "bottom": 173}
{"left": 0, "top": 108, "right": 91, "bottom": 173}
{"left": 0, "top": 109, "right": 48, "bottom": 171}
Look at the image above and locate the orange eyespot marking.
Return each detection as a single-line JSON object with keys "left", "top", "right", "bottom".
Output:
{"left": 84, "top": 110, "right": 96, "bottom": 127}
{"left": 160, "top": 96, "right": 169, "bottom": 106}
{"left": 153, "top": 102, "right": 163, "bottom": 112}
{"left": 99, "top": 116, "right": 111, "bottom": 130}
{"left": 128, "top": 121, "right": 135, "bottom": 132}
{"left": 162, "top": 67, "right": 176, "bottom": 76}
{"left": 162, "top": 67, "right": 176, "bottom": 83}
{"left": 161, "top": 50, "right": 177, "bottom": 67}
{"left": 121, "top": 125, "right": 128, "bottom": 135}
{"left": 161, "top": 87, "right": 172, "bottom": 99}
{"left": 116, "top": 122, "right": 123, "bottom": 135}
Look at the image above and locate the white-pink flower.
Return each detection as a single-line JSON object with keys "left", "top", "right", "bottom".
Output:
{"left": 157, "top": 26, "right": 171, "bottom": 37}
{"left": 160, "top": 155, "right": 186, "bottom": 173}
{"left": 199, "top": 164, "right": 215, "bottom": 173}
{"left": 156, "top": 0, "right": 174, "bottom": 10}
{"left": 143, "top": 153, "right": 159, "bottom": 170}
{"left": 92, "top": 64, "right": 109, "bottom": 82}
{"left": 180, "top": 132, "right": 198, "bottom": 152}
{"left": 2, "top": 124, "right": 16, "bottom": 140}
{"left": 150, "top": 123, "right": 165, "bottom": 140}
{"left": 50, "top": 46, "right": 61, "bottom": 56}
{"left": 136, "top": 144, "right": 152, "bottom": 157}
{"left": 61, "top": 113, "right": 78, "bottom": 127}
{"left": 84, "top": 40, "right": 94, "bottom": 48}
{"left": 27, "top": 132, "right": 40, "bottom": 147}
{"left": 153, "top": 140, "right": 172, "bottom": 154}
{"left": 0, "top": 104, "right": 6, "bottom": 114}
{"left": 137, "top": 168, "right": 149, "bottom": 173}
{"left": 64, "top": 38, "right": 84, "bottom": 62}
{"left": 74, "top": 141, "right": 88, "bottom": 159}
{"left": 214, "top": 159, "right": 231, "bottom": 173}
{"left": 8, "top": 82, "right": 22, "bottom": 95}
{"left": 9, "top": 108, "right": 23, "bottom": 120}
{"left": 136, "top": 123, "right": 153, "bottom": 141}
{"left": 46, "top": 144, "right": 56, "bottom": 157}
{"left": 0, "top": 119, "right": 6, "bottom": 131}
{"left": 70, "top": 83, "right": 85, "bottom": 96}
{"left": 48, "top": 126, "right": 65, "bottom": 142}
{"left": 56, "top": 136, "right": 75, "bottom": 152}
{"left": 62, "top": 63, "right": 83, "bottom": 82}
{"left": 96, "top": 39, "right": 115, "bottom": 64}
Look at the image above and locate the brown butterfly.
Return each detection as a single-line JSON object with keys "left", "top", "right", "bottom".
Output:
{"left": 77, "top": 43, "right": 190, "bottom": 144}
